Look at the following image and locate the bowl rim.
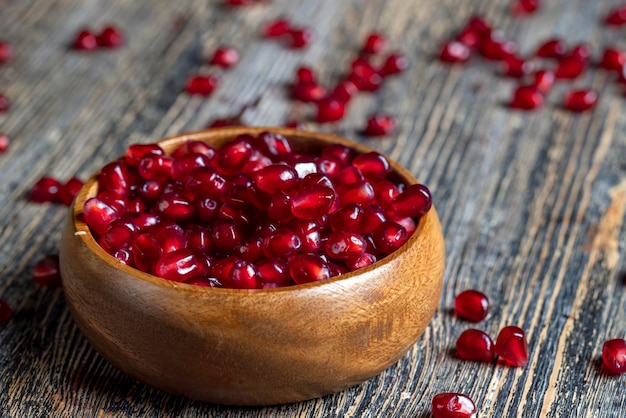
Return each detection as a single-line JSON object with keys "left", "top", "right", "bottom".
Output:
{"left": 69, "top": 126, "right": 432, "bottom": 294}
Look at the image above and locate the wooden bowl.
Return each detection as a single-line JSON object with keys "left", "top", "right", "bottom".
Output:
{"left": 59, "top": 127, "right": 445, "bottom": 406}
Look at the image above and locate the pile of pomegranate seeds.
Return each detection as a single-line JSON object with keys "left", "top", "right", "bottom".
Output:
{"left": 82, "top": 132, "right": 432, "bottom": 288}
{"left": 0, "top": 299, "right": 11, "bottom": 323}
{"left": 29, "top": 176, "right": 84, "bottom": 205}
{"left": 432, "top": 392, "right": 477, "bottom": 418}
{"left": 0, "top": 133, "right": 9, "bottom": 153}
{"left": 32, "top": 255, "right": 62, "bottom": 287}
{"left": 0, "top": 41, "right": 12, "bottom": 64}
{"left": 71, "top": 25, "right": 124, "bottom": 50}
{"left": 602, "top": 338, "right": 626, "bottom": 374}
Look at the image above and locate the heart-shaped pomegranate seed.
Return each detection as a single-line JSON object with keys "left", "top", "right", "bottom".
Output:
{"left": 228, "top": 259, "right": 259, "bottom": 289}
{"left": 209, "top": 46, "right": 240, "bottom": 68}
{"left": 373, "top": 221, "right": 408, "bottom": 254}
{"left": 33, "top": 255, "right": 62, "bottom": 287}
{"left": 0, "top": 299, "right": 12, "bottom": 323}
{"left": 432, "top": 392, "right": 477, "bottom": 418}
{"left": 456, "top": 329, "right": 495, "bottom": 362}
{"left": 495, "top": 325, "right": 529, "bottom": 367}
{"left": 602, "top": 338, "right": 626, "bottom": 374}
{"left": 455, "top": 289, "right": 489, "bottom": 322}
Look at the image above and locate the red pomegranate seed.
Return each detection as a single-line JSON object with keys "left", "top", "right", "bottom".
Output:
{"left": 502, "top": 55, "right": 532, "bottom": 78}
{"left": 290, "top": 185, "right": 336, "bottom": 220}
{"left": 262, "top": 17, "right": 291, "bottom": 38}
{"left": 330, "top": 203, "right": 363, "bottom": 233}
{"left": 345, "top": 252, "right": 377, "bottom": 271}
{"left": 125, "top": 143, "right": 164, "bottom": 166}
{"left": 285, "top": 28, "right": 313, "bottom": 49}
{"left": 232, "top": 235, "right": 263, "bottom": 262}
{"left": 257, "top": 258, "right": 291, "bottom": 287}
{"left": 0, "top": 94, "right": 8, "bottom": 112}
{"left": 390, "top": 183, "right": 431, "bottom": 218}
{"left": 363, "top": 32, "right": 386, "bottom": 55}
{"left": 536, "top": 38, "right": 565, "bottom": 59}
{"left": 185, "top": 75, "right": 218, "bottom": 96}
{"left": 293, "top": 219, "right": 322, "bottom": 253}
{"left": 478, "top": 33, "right": 517, "bottom": 61}
{"left": 156, "top": 192, "right": 194, "bottom": 222}
{"left": 564, "top": 90, "right": 598, "bottom": 112}
{"left": 211, "top": 219, "right": 243, "bottom": 251}
{"left": 209, "top": 46, "right": 239, "bottom": 68}
{"left": 172, "top": 140, "right": 216, "bottom": 159}
{"left": 0, "top": 133, "right": 9, "bottom": 153}
{"left": 339, "top": 181, "right": 375, "bottom": 206}
{"left": 316, "top": 97, "right": 346, "bottom": 123}
{"left": 30, "top": 176, "right": 62, "bottom": 203}
{"left": 513, "top": 0, "right": 540, "bottom": 15}
{"left": 456, "top": 28, "right": 479, "bottom": 49}
{"left": 439, "top": 41, "right": 470, "bottom": 64}
{"left": 360, "top": 205, "right": 386, "bottom": 233}
{"left": 325, "top": 232, "right": 367, "bottom": 259}
{"left": 602, "top": 338, "right": 626, "bottom": 374}
{"left": 226, "top": 259, "right": 258, "bottom": 289}
{"left": 456, "top": 329, "right": 495, "bottom": 362}
{"left": 350, "top": 57, "right": 383, "bottom": 90}
{"left": 0, "top": 41, "right": 12, "bottom": 64}
{"left": 295, "top": 66, "right": 316, "bottom": 85}
{"left": 555, "top": 57, "right": 584, "bottom": 79}
{"left": 97, "top": 25, "right": 124, "bottom": 48}
{"left": 495, "top": 325, "right": 529, "bottom": 367}
{"left": 170, "top": 152, "right": 211, "bottom": 181}
{"left": 364, "top": 114, "right": 396, "bottom": 137}
{"left": 605, "top": 5, "right": 626, "bottom": 26}
{"left": 352, "top": 152, "right": 391, "bottom": 181}
{"left": 373, "top": 221, "right": 408, "bottom": 254}
{"left": 33, "top": 255, "right": 62, "bottom": 287}
{"left": 138, "top": 154, "right": 173, "bottom": 181}
{"left": 83, "top": 197, "right": 121, "bottom": 235}
{"left": 255, "top": 164, "right": 298, "bottom": 193}
{"left": 455, "top": 289, "right": 489, "bottom": 322}
{"left": 432, "top": 393, "right": 477, "bottom": 418}
{"left": 379, "top": 52, "right": 408, "bottom": 76}
{"left": 155, "top": 249, "right": 206, "bottom": 282}
{"left": 0, "top": 299, "right": 12, "bottom": 323}
{"left": 187, "top": 167, "right": 229, "bottom": 198}
{"left": 59, "top": 177, "right": 84, "bottom": 206}
{"left": 509, "top": 85, "right": 543, "bottom": 110}
{"left": 288, "top": 254, "right": 331, "bottom": 284}
{"left": 600, "top": 47, "right": 626, "bottom": 71}
{"left": 570, "top": 43, "right": 592, "bottom": 64}
{"left": 132, "top": 233, "right": 161, "bottom": 273}
{"left": 532, "top": 69, "right": 555, "bottom": 93}
{"left": 332, "top": 79, "right": 359, "bottom": 103}
{"left": 71, "top": 29, "right": 98, "bottom": 50}
{"left": 102, "top": 218, "right": 139, "bottom": 252}
{"left": 263, "top": 229, "right": 302, "bottom": 258}
{"left": 293, "top": 82, "right": 326, "bottom": 102}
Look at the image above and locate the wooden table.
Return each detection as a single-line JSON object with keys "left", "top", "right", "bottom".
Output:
{"left": 1, "top": 0, "right": 625, "bottom": 416}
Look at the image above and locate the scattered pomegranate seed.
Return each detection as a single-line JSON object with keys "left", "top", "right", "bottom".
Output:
{"left": 456, "top": 329, "right": 495, "bottom": 362}
{"left": 379, "top": 52, "right": 408, "bottom": 76}
{"left": 532, "top": 69, "right": 555, "bottom": 92}
{"left": 362, "top": 32, "right": 386, "bottom": 54}
{"left": 570, "top": 43, "right": 592, "bottom": 64}
{"left": 0, "top": 299, "right": 11, "bottom": 323}
{"left": 295, "top": 66, "right": 316, "bottom": 85}
{"left": 285, "top": 28, "right": 313, "bottom": 49}
{"left": 185, "top": 75, "right": 218, "bottom": 96}
{"left": 555, "top": 57, "right": 585, "bottom": 79}
{"left": 33, "top": 255, "right": 62, "bottom": 287}
{"left": 30, "top": 176, "right": 62, "bottom": 203}
{"left": 536, "top": 39, "right": 565, "bottom": 59}
{"left": 293, "top": 82, "right": 326, "bottom": 102}
{"left": 599, "top": 47, "right": 626, "bottom": 71}
{"left": 478, "top": 33, "right": 517, "bottom": 61}
{"left": 0, "top": 41, "right": 12, "bottom": 64}
{"left": 316, "top": 97, "right": 346, "bottom": 123}
{"left": 0, "top": 133, "right": 9, "bottom": 153}
{"left": 364, "top": 114, "right": 396, "bottom": 137}
{"left": 97, "top": 25, "right": 124, "bottom": 48}
{"left": 564, "top": 89, "right": 598, "bottom": 112}
{"left": 432, "top": 392, "right": 477, "bottom": 418}
{"left": 455, "top": 290, "right": 489, "bottom": 322}
{"left": 502, "top": 55, "right": 532, "bottom": 78}
{"left": 0, "top": 94, "right": 9, "bottom": 112}
{"left": 332, "top": 79, "right": 359, "bottom": 103}
{"left": 601, "top": 338, "right": 626, "bottom": 374}
{"left": 605, "top": 5, "right": 626, "bottom": 26}
{"left": 495, "top": 325, "right": 529, "bottom": 367}
{"left": 71, "top": 29, "right": 98, "bottom": 50}
{"left": 512, "top": 0, "right": 540, "bottom": 15}
{"left": 210, "top": 46, "right": 240, "bottom": 68}
{"left": 509, "top": 85, "right": 544, "bottom": 110}
{"left": 439, "top": 41, "right": 471, "bottom": 64}
{"left": 262, "top": 18, "right": 291, "bottom": 38}
{"left": 59, "top": 177, "right": 84, "bottom": 206}
{"left": 456, "top": 28, "right": 479, "bottom": 49}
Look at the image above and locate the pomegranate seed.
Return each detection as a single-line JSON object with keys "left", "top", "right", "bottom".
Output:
{"left": 232, "top": 235, "right": 263, "bottom": 262}
{"left": 350, "top": 57, "right": 383, "bottom": 91}
{"left": 255, "top": 164, "right": 298, "bottom": 193}
{"left": 132, "top": 233, "right": 161, "bottom": 273}
{"left": 97, "top": 25, "right": 124, "bottom": 48}
{"left": 456, "top": 329, "right": 495, "bottom": 362}
{"left": 263, "top": 229, "right": 301, "bottom": 258}
{"left": 211, "top": 219, "right": 242, "bottom": 251}
{"left": 502, "top": 55, "right": 532, "bottom": 78}
{"left": 30, "top": 176, "right": 62, "bottom": 203}
{"left": 360, "top": 205, "right": 387, "bottom": 233}
{"left": 293, "top": 219, "right": 322, "bottom": 253}
{"left": 285, "top": 28, "right": 313, "bottom": 49}
{"left": 59, "top": 177, "right": 84, "bottom": 206}
{"left": 456, "top": 28, "right": 479, "bottom": 49}
{"left": 390, "top": 183, "right": 432, "bottom": 218}
{"left": 379, "top": 52, "right": 408, "bottom": 76}
{"left": 154, "top": 223, "right": 187, "bottom": 253}
{"left": 33, "top": 255, "right": 62, "bottom": 287}
{"left": 0, "top": 133, "right": 9, "bottom": 153}
{"left": 325, "top": 232, "right": 367, "bottom": 259}
{"left": 0, "top": 299, "right": 12, "bottom": 323}
{"left": 570, "top": 43, "right": 592, "bottom": 64}
{"left": 0, "top": 41, "right": 12, "bottom": 64}
{"left": 185, "top": 75, "right": 218, "bottom": 96}
{"left": 512, "top": 0, "right": 540, "bottom": 15}
{"left": 257, "top": 258, "right": 291, "bottom": 287}
{"left": 172, "top": 140, "right": 216, "bottom": 159}
{"left": 262, "top": 18, "right": 291, "bottom": 38}
{"left": 600, "top": 47, "right": 626, "bottom": 71}
{"left": 102, "top": 218, "right": 139, "bottom": 252}
{"left": 339, "top": 181, "right": 375, "bottom": 206}
{"left": 352, "top": 152, "right": 391, "bottom": 181}
{"left": 0, "top": 94, "right": 8, "bottom": 112}
{"left": 532, "top": 69, "right": 555, "bottom": 93}
{"left": 495, "top": 325, "right": 529, "bottom": 367}
{"left": 455, "top": 289, "right": 489, "bottom": 322}
{"left": 288, "top": 254, "right": 331, "bottom": 284}
{"left": 83, "top": 197, "right": 121, "bottom": 235}
{"left": 155, "top": 249, "right": 206, "bottom": 282}
{"left": 373, "top": 180, "right": 400, "bottom": 206}
{"left": 187, "top": 167, "right": 229, "bottom": 198}
{"left": 170, "top": 152, "right": 211, "bottom": 181}
{"left": 555, "top": 57, "right": 584, "bottom": 79}
{"left": 509, "top": 85, "right": 543, "bottom": 110}
{"left": 564, "top": 90, "right": 598, "bottom": 112}
{"left": 209, "top": 46, "right": 239, "bottom": 68}
{"left": 363, "top": 32, "right": 386, "bottom": 54}
{"left": 290, "top": 185, "right": 336, "bottom": 220}
{"left": 602, "top": 338, "right": 626, "bottom": 374}
{"left": 125, "top": 143, "right": 165, "bottom": 166}
{"left": 330, "top": 203, "right": 363, "bottom": 233}
{"left": 156, "top": 192, "right": 194, "bottom": 221}
{"left": 439, "top": 41, "right": 471, "bottom": 63}
{"left": 346, "top": 252, "right": 377, "bottom": 271}
{"left": 295, "top": 66, "right": 316, "bottom": 85}
{"left": 432, "top": 393, "right": 477, "bottom": 418}
{"left": 478, "top": 33, "right": 517, "bottom": 61}
{"left": 605, "top": 5, "right": 626, "bottom": 26}
{"left": 227, "top": 259, "right": 259, "bottom": 289}
{"left": 293, "top": 82, "right": 326, "bottom": 102}
{"left": 373, "top": 221, "right": 408, "bottom": 254}
{"left": 466, "top": 15, "right": 491, "bottom": 36}
{"left": 138, "top": 154, "right": 173, "bottom": 181}
{"left": 71, "top": 29, "right": 98, "bottom": 50}
{"left": 332, "top": 79, "right": 359, "bottom": 103}
{"left": 536, "top": 39, "right": 565, "bottom": 59}
{"left": 316, "top": 97, "right": 346, "bottom": 123}
{"left": 364, "top": 114, "right": 396, "bottom": 136}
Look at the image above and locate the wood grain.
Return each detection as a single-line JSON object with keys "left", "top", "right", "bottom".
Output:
{"left": 1, "top": 0, "right": 625, "bottom": 416}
